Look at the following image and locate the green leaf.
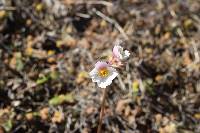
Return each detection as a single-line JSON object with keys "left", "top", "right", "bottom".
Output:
{"left": 50, "top": 71, "right": 59, "bottom": 79}
{"left": 36, "top": 75, "right": 49, "bottom": 85}
{"left": 143, "top": 79, "right": 155, "bottom": 95}
{"left": 49, "top": 93, "right": 75, "bottom": 105}
{"left": 16, "top": 58, "right": 24, "bottom": 71}
{"left": 132, "top": 80, "right": 139, "bottom": 93}
{"left": 3, "top": 119, "right": 12, "bottom": 132}
{"left": 33, "top": 112, "right": 39, "bottom": 116}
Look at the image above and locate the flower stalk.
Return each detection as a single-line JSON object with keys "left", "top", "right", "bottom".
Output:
{"left": 89, "top": 42, "right": 130, "bottom": 133}
{"left": 97, "top": 88, "right": 107, "bottom": 133}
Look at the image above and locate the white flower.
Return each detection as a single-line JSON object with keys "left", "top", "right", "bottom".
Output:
{"left": 113, "top": 45, "right": 130, "bottom": 60}
{"left": 89, "top": 61, "right": 118, "bottom": 88}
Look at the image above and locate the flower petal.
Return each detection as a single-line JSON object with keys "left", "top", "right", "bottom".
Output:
{"left": 91, "top": 75, "right": 101, "bottom": 82}
{"left": 97, "top": 67, "right": 118, "bottom": 88}
{"left": 124, "top": 50, "right": 130, "bottom": 59}
{"left": 112, "top": 45, "right": 130, "bottom": 60}
{"left": 89, "top": 68, "right": 100, "bottom": 82}
{"left": 89, "top": 68, "right": 97, "bottom": 76}
{"left": 113, "top": 45, "right": 121, "bottom": 58}
{"left": 95, "top": 61, "right": 109, "bottom": 69}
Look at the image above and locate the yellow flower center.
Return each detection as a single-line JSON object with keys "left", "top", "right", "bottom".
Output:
{"left": 98, "top": 68, "right": 109, "bottom": 77}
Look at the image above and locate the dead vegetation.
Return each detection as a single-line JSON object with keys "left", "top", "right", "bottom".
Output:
{"left": 0, "top": 0, "right": 200, "bottom": 133}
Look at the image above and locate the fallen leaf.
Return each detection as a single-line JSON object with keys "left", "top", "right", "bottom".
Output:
{"left": 76, "top": 71, "right": 89, "bottom": 84}
{"left": 182, "top": 51, "right": 192, "bottom": 66}
{"left": 9, "top": 52, "right": 24, "bottom": 71}
{"left": 132, "top": 80, "right": 139, "bottom": 93}
{"left": 25, "top": 113, "right": 33, "bottom": 121}
{"left": 2, "top": 120, "right": 12, "bottom": 132}
{"left": 155, "top": 114, "right": 162, "bottom": 125}
{"left": 85, "top": 106, "right": 97, "bottom": 115}
{"left": 0, "top": 126, "right": 4, "bottom": 133}
{"left": 183, "top": 19, "right": 193, "bottom": 29}
{"left": 160, "top": 123, "right": 177, "bottom": 133}
{"left": 49, "top": 93, "right": 75, "bottom": 105}
{"left": 0, "top": 11, "right": 6, "bottom": 19}
{"left": 194, "top": 113, "right": 200, "bottom": 119}
{"left": 116, "top": 99, "right": 132, "bottom": 114}
{"left": 39, "top": 108, "right": 49, "bottom": 120}
{"left": 52, "top": 111, "right": 63, "bottom": 123}
{"left": 35, "top": 3, "right": 44, "bottom": 12}
{"left": 36, "top": 75, "right": 49, "bottom": 85}
{"left": 155, "top": 75, "right": 163, "bottom": 82}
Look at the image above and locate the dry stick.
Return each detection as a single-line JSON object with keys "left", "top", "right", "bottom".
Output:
{"left": 0, "top": 6, "right": 16, "bottom": 11}
{"left": 73, "top": 0, "right": 113, "bottom": 7}
{"left": 93, "top": 8, "right": 129, "bottom": 41}
{"left": 97, "top": 88, "right": 107, "bottom": 133}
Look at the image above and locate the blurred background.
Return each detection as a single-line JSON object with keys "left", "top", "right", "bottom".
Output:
{"left": 0, "top": 0, "right": 200, "bottom": 133}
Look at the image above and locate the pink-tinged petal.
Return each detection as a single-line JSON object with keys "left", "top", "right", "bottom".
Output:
{"left": 112, "top": 45, "right": 130, "bottom": 61}
{"left": 95, "top": 61, "right": 109, "bottom": 69}
{"left": 113, "top": 45, "right": 120, "bottom": 58}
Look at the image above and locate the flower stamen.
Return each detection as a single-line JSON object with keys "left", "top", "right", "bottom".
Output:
{"left": 98, "top": 68, "right": 109, "bottom": 77}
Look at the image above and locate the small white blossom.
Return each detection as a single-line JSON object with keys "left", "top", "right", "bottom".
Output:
{"left": 113, "top": 45, "right": 130, "bottom": 60}
{"left": 89, "top": 61, "right": 118, "bottom": 88}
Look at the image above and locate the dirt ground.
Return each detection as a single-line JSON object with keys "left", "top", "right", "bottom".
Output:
{"left": 0, "top": 0, "right": 200, "bottom": 133}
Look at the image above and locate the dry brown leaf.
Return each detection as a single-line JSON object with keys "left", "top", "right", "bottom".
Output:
{"left": 128, "top": 115, "right": 135, "bottom": 125}
{"left": 25, "top": 113, "right": 33, "bottom": 121}
{"left": 0, "top": 126, "right": 4, "bottom": 133}
{"left": 155, "top": 114, "right": 162, "bottom": 126}
{"left": 63, "top": 0, "right": 75, "bottom": 5}
{"left": 52, "top": 111, "right": 63, "bottom": 123}
{"left": 162, "top": 116, "right": 170, "bottom": 126}
{"left": 76, "top": 71, "right": 89, "bottom": 84}
{"left": 39, "top": 108, "right": 49, "bottom": 120}
{"left": 155, "top": 75, "right": 163, "bottom": 82}
{"left": 182, "top": 51, "right": 192, "bottom": 66}
{"left": 81, "top": 128, "right": 89, "bottom": 133}
{"left": 163, "top": 32, "right": 171, "bottom": 41}
{"left": 0, "top": 108, "right": 11, "bottom": 124}
{"left": 124, "top": 106, "right": 131, "bottom": 117}
{"left": 194, "top": 113, "right": 200, "bottom": 119}
{"left": 26, "top": 19, "right": 32, "bottom": 26}
{"left": 0, "top": 11, "right": 6, "bottom": 19}
{"left": 116, "top": 99, "right": 132, "bottom": 114}
{"left": 32, "top": 49, "right": 48, "bottom": 59}
{"left": 78, "top": 38, "right": 90, "bottom": 49}
{"left": 159, "top": 123, "right": 177, "bottom": 133}
{"left": 85, "top": 106, "right": 97, "bottom": 115}
{"left": 35, "top": 3, "right": 44, "bottom": 12}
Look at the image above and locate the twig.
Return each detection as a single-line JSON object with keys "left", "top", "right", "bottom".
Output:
{"left": 86, "top": 1, "right": 113, "bottom": 7}
{"left": 192, "top": 41, "right": 200, "bottom": 63}
{"left": 76, "top": 13, "right": 91, "bottom": 18}
{"left": 64, "top": 0, "right": 113, "bottom": 7}
{"left": 0, "top": 6, "right": 16, "bottom": 11}
{"left": 97, "top": 88, "right": 107, "bottom": 133}
{"left": 117, "top": 75, "right": 126, "bottom": 91}
{"left": 93, "top": 8, "right": 129, "bottom": 41}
